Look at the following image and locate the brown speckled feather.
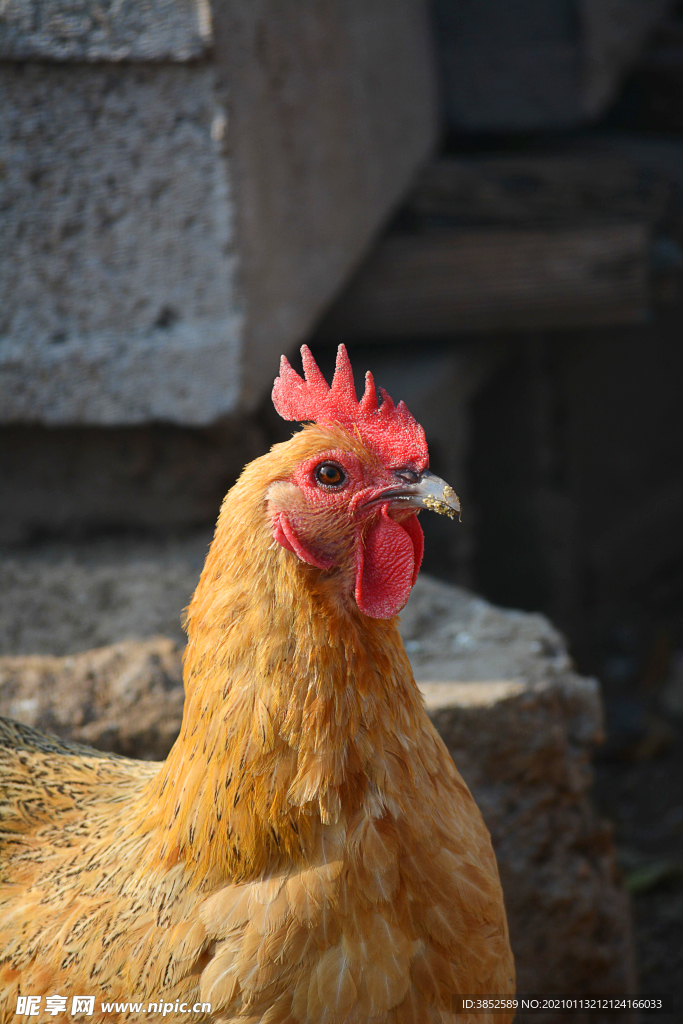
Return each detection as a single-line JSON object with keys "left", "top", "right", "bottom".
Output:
{"left": 0, "top": 425, "right": 514, "bottom": 1023}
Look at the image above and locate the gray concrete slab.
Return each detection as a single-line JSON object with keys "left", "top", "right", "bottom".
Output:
{"left": 0, "top": 0, "right": 212, "bottom": 61}
{"left": 0, "top": 1, "right": 438, "bottom": 424}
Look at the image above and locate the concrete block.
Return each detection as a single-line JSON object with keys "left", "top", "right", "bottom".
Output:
{"left": 0, "top": 540, "right": 635, "bottom": 998}
{"left": 0, "top": 1, "right": 437, "bottom": 425}
{"left": 0, "top": 0, "right": 212, "bottom": 61}
{"left": 0, "top": 637, "right": 184, "bottom": 760}
{"left": 0, "top": 534, "right": 208, "bottom": 656}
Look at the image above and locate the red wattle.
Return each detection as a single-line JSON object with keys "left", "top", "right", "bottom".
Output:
{"left": 355, "top": 509, "right": 424, "bottom": 619}
{"left": 400, "top": 510, "right": 425, "bottom": 585}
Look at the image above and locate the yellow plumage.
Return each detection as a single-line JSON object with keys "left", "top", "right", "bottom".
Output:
{"left": 0, "top": 422, "right": 514, "bottom": 1023}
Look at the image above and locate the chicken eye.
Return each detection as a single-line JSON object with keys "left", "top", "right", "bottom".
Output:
{"left": 315, "top": 462, "right": 346, "bottom": 488}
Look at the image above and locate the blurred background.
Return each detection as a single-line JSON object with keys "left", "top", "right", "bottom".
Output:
{"left": 2, "top": 0, "right": 683, "bottom": 1008}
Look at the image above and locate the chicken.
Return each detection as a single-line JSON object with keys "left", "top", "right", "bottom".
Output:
{"left": 0, "top": 345, "right": 514, "bottom": 1024}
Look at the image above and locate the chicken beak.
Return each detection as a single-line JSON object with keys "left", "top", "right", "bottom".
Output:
{"left": 372, "top": 470, "right": 461, "bottom": 520}
{"left": 401, "top": 470, "right": 461, "bottom": 520}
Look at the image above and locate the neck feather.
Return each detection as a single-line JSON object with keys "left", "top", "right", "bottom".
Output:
{"left": 134, "top": 449, "right": 426, "bottom": 885}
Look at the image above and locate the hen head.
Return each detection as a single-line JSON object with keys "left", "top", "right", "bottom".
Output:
{"left": 267, "top": 345, "right": 460, "bottom": 619}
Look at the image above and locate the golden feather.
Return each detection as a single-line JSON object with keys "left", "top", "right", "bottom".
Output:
{"left": 0, "top": 422, "right": 513, "bottom": 1022}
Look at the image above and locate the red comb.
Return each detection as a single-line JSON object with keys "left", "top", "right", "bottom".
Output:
{"left": 272, "top": 345, "right": 428, "bottom": 467}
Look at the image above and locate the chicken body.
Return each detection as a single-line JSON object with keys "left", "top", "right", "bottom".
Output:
{"left": 0, "top": 418, "right": 514, "bottom": 1022}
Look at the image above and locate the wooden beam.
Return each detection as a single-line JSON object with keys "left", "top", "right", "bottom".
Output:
{"left": 318, "top": 222, "right": 649, "bottom": 339}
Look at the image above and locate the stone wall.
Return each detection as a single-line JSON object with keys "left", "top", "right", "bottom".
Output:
{"left": 0, "top": 0, "right": 438, "bottom": 424}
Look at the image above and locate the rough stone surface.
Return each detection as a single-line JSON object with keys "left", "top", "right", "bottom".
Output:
{"left": 0, "top": 1, "right": 438, "bottom": 425}
{"left": 0, "top": 534, "right": 208, "bottom": 656}
{"left": 0, "top": 0, "right": 212, "bottom": 61}
{"left": 210, "top": 0, "right": 438, "bottom": 409}
{"left": 0, "top": 540, "right": 635, "bottom": 1000}
{"left": 0, "top": 637, "right": 184, "bottom": 760}
{"left": 0, "top": 63, "right": 235, "bottom": 341}
{"left": 0, "top": 62, "right": 241, "bottom": 425}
